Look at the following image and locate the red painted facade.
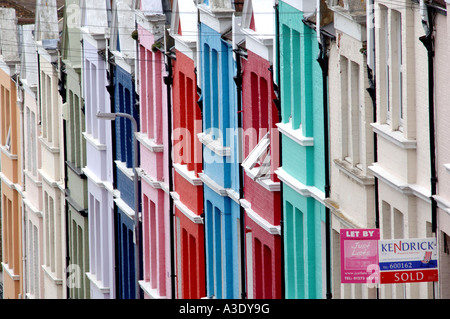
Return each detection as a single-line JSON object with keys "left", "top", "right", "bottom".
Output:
{"left": 172, "top": 49, "right": 206, "bottom": 299}
{"left": 241, "top": 50, "right": 282, "bottom": 299}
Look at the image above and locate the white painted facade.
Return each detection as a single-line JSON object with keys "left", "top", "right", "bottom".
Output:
{"left": 20, "top": 23, "right": 45, "bottom": 299}
{"left": 370, "top": 0, "right": 434, "bottom": 299}
{"left": 35, "top": 0, "right": 67, "bottom": 299}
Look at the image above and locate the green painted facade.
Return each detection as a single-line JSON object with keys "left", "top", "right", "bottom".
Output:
{"left": 61, "top": 0, "right": 90, "bottom": 299}
{"left": 278, "top": 1, "right": 327, "bottom": 299}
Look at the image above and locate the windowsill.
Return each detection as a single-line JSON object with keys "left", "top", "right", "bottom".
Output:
{"left": 0, "top": 144, "right": 18, "bottom": 159}
{"left": 135, "top": 167, "right": 162, "bottom": 189}
{"left": 173, "top": 163, "right": 202, "bottom": 186}
{"left": 24, "top": 169, "right": 42, "bottom": 187}
{"left": 368, "top": 163, "right": 431, "bottom": 202}
{"left": 371, "top": 123, "right": 416, "bottom": 149}
{"left": 82, "top": 132, "right": 107, "bottom": 151}
{"left": 138, "top": 280, "right": 166, "bottom": 299}
{"left": 276, "top": 122, "right": 314, "bottom": 147}
{"left": 171, "top": 191, "right": 204, "bottom": 224}
{"left": 444, "top": 163, "right": 450, "bottom": 174}
{"left": 240, "top": 199, "right": 281, "bottom": 235}
{"left": 38, "top": 136, "right": 60, "bottom": 153}
{"left": 42, "top": 265, "right": 63, "bottom": 285}
{"left": 115, "top": 160, "right": 134, "bottom": 181}
{"left": 334, "top": 158, "right": 374, "bottom": 186}
{"left": 2, "top": 262, "right": 20, "bottom": 281}
{"left": 86, "top": 272, "right": 110, "bottom": 293}
{"left": 197, "top": 132, "right": 231, "bottom": 157}
{"left": 135, "top": 132, "right": 163, "bottom": 153}
{"left": 66, "top": 160, "right": 86, "bottom": 178}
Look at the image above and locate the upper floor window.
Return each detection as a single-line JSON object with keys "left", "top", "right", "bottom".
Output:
{"left": 1, "top": 86, "right": 11, "bottom": 151}
{"left": 340, "top": 55, "right": 362, "bottom": 169}
{"left": 378, "top": 5, "right": 404, "bottom": 132}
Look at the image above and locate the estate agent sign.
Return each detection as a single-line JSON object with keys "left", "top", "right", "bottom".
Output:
{"left": 378, "top": 238, "right": 438, "bottom": 284}
{"left": 340, "top": 229, "right": 380, "bottom": 283}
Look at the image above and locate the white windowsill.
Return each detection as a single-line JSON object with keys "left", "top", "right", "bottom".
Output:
{"left": 276, "top": 122, "right": 314, "bottom": 147}
{"left": 371, "top": 123, "right": 416, "bottom": 149}
{"left": 197, "top": 132, "right": 231, "bottom": 157}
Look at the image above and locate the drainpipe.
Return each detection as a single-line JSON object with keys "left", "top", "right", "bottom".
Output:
{"left": 419, "top": 2, "right": 437, "bottom": 235}
{"left": 195, "top": 67, "right": 207, "bottom": 297}
{"left": 366, "top": 0, "right": 379, "bottom": 231}
{"left": 105, "top": 40, "right": 119, "bottom": 299}
{"left": 163, "top": 49, "right": 176, "bottom": 299}
{"left": 233, "top": 47, "right": 247, "bottom": 299}
{"left": 317, "top": 32, "right": 332, "bottom": 300}
{"left": 58, "top": 62, "right": 71, "bottom": 299}
{"left": 273, "top": 0, "right": 285, "bottom": 300}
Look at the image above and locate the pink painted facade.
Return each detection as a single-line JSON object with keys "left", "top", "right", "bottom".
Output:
{"left": 136, "top": 20, "right": 172, "bottom": 299}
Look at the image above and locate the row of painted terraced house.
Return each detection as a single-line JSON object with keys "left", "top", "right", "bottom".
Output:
{"left": 1, "top": 0, "right": 450, "bottom": 300}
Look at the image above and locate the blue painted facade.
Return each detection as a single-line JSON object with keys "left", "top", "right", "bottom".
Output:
{"left": 113, "top": 64, "right": 142, "bottom": 299}
{"left": 199, "top": 20, "right": 242, "bottom": 299}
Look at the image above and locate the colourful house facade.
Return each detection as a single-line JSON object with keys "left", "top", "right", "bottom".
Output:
{"left": 81, "top": 0, "right": 116, "bottom": 299}
{"left": 135, "top": 0, "right": 173, "bottom": 299}
{"left": 197, "top": 0, "right": 243, "bottom": 299}
{"left": 60, "top": 0, "right": 90, "bottom": 299}
{"left": 170, "top": 0, "right": 206, "bottom": 299}
{"left": 274, "top": 0, "right": 328, "bottom": 299}
{"left": 239, "top": 0, "right": 282, "bottom": 299}
{"left": 0, "top": 7, "right": 22, "bottom": 299}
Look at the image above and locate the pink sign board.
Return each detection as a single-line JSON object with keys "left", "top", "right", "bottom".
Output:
{"left": 340, "top": 229, "right": 380, "bottom": 284}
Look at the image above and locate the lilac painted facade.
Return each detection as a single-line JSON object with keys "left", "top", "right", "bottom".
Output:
{"left": 80, "top": 0, "right": 116, "bottom": 298}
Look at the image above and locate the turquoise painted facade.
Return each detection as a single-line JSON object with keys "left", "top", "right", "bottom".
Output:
{"left": 276, "top": 1, "right": 327, "bottom": 299}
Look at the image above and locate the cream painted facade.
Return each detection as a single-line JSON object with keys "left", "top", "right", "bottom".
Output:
{"left": 370, "top": 0, "right": 435, "bottom": 299}
{"left": 326, "top": 0, "right": 376, "bottom": 299}
{"left": 20, "top": 23, "right": 45, "bottom": 299}
{"left": 35, "top": 0, "right": 66, "bottom": 299}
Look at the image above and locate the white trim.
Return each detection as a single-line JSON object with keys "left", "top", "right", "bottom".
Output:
{"left": 171, "top": 192, "right": 204, "bottom": 224}
{"left": 371, "top": 123, "right": 416, "bottom": 149}
{"left": 2, "top": 262, "right": 20, "bottom": 280}
{"left": 173, "top": 163, "right": 202, "bottom": 186}
{"left": 369, "top": 163, "right": 431, "bottom": 202}
{"left": 275, "top": 167, "right": 325, "bottom": 204}
{"left": 135, "top": 132, "right": 163, "bottom": 152}
{"left": 256, "top": 177, "right": 280, "bottom": 192}
{"left": 276, "top": 122, "right": 314, "bottom": 147}
{"left": 333, "top": 159, "right": 374, "bottom": 186}
{"left": 136, "top": 167, "right": 162, "bottom": 189}
{"left": 199, "top": 172, "right": 228, "bottom": 197}
{"left": 240, "top": 199, "right": 280, "bottom": 235}
{"left": 42, "top": 265, "right": 63, "bottom": 285}
{"left": 115, "top": 160, "right": 135, "bottom": 181}
{"left": 86, "top": 272, "right": 110, "bottom": 293}
{"left": 83, "top": 132, "right": 107, "bottom": 151}
{"left": 198, "top": 132, "right": 231, "bottom": 157}
{"left": 114, "top": 196, "right": 137, "bottom": 220}
{"left": 138, "top": 280, "right": 167, "bottom": 299}
{"left": 23, "top": 197, "right": 43, "bottom": 219}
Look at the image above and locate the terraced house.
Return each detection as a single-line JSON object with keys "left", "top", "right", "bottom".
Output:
{"left": 135, "top": 0, "right": 174, "bottom": 299}
{"left": 2, "top": 0, "right": 450, "bottom": 301}
{"left": 0, "top": 6, "right": 23, "bottom": 300}
{"left": 60, "top": 0, "right": 89, "bottom": 299}
{"left": 80, "top": 0, "right": 116, "bottom": 299}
